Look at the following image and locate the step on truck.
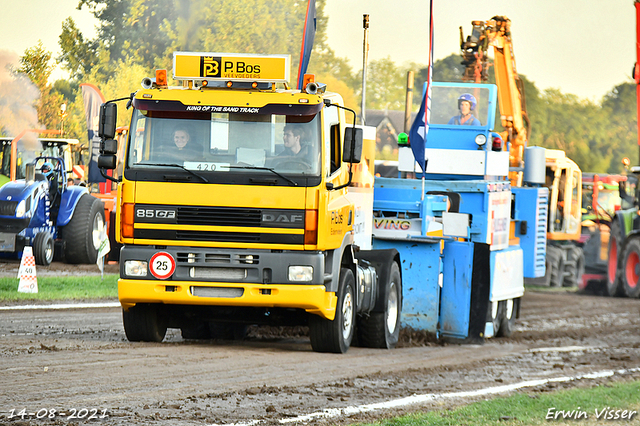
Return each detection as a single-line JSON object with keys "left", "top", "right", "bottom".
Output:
{"left": 97, "top": 52, "right": 402, "bottom": 353}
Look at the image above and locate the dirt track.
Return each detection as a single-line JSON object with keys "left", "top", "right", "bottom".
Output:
{"left": 1, "top": 265, "right": 639, "bottom": 425}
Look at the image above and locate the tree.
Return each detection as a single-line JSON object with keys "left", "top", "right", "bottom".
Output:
{"left": 58, "top": 17, "right": 100, "bottom": 81}
{"left": 19, "top": 41, "right": 65, "bottom": 132}
{"left": 363, "top": 57, "right": 407, "bottom": 111}
{"left": 602, "top": 82, "right": 638, "bottom": 171}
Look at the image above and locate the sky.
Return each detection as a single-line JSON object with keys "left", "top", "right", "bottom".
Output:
{"left": 0, "top": 0, "right": 636, "bottom": 102}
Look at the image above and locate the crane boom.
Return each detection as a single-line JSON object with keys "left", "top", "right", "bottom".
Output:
{"left": 460, "top": 16, "right": 528, "bottom": 185}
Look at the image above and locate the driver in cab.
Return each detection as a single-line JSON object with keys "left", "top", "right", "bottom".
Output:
{"left": 279, "top": 124, "right": 312, "bottom": 160}
{"left": 448, "top": 93, "right": 482, "bottom": 126}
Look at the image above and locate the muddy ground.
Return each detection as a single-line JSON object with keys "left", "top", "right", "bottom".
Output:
{"left": 0, "top": 263, "right": 639, "bottom": 425}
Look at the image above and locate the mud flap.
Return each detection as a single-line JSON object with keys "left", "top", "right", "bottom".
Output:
{"left": 439, "top": 241, "right": 489, "bottom": 343}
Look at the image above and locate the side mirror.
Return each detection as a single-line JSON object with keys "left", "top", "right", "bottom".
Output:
{"left": 343, "top": 127, "right": 363, "bottom": 163}
{"left": 98, "top": 154, "right": 117, "bottom": 170}
{"left": 101, "top": 139, "right": 118, "bottom": 155}
{"left": 98, "top": 103, "right": 117, "bottom": 140}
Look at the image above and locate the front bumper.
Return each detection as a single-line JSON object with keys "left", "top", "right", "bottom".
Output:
{"left": 118, "top": 245, "right": 337, "bottom": 319}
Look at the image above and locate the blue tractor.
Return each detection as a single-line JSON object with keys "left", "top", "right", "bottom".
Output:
{"left": 0, "top": 156, "right": 106, "bottom": 266}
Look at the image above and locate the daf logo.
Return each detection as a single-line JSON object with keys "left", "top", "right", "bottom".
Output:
{"left": 262, "top": 213, "right": 303, "bottom": 223}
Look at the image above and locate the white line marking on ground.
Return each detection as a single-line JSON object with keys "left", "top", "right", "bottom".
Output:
{"left": 209, "top": 367, "right": 640, "bottom": 426}
{"left": 0, "top": 302, "right": 121, "bottom": 311}
{"left": 529, "top": 346, "right": 593, "bottom": 353}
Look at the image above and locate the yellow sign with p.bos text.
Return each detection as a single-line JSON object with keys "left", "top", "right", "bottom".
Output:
{"left": 173, "top": 52, "right": 290, "bottom": 82}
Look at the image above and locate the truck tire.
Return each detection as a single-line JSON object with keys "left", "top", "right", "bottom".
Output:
{"left": 309, "top": 268, "right": 355, "bottom": 353}
{"left": 496, "top": 298, "right": 519, "bottom": 338}
{"left": 606, "top": 221, "right": 624, "bottom": 297}
{"left": 546, "top": 245, "right": 564, "bottom": 287}
{"left": 357, "top": 262, "right": 402, "bottom": 349}
{"left": 487, "top": 300, "right": 502, "bottom": 337}
{"left": 122, "top": 304, "right": 167, "bottom": 342}
{"left": 33, "top": 232, "right": 54, "bottom": 266}
{"left": 622, "top": 238, "right": 640, "bottom": 298}
{"left": 563, "top": 247, "right": 585, "bottom": 287}
{"left": 61, "top": 194, "right": 105, "bottom": 264}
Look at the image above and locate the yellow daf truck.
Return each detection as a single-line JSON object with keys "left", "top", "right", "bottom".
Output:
{"left": 97, "top": 52, "right": 401, "bottom": 353}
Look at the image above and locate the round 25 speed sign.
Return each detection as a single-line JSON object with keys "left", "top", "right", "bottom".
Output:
{"left": 150, "top": 252, "right": 176, "bottom": 279}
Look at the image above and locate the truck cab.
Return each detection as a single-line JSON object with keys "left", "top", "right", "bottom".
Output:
{"left": 98, "top": 52, "right": 402, "bottom": 353}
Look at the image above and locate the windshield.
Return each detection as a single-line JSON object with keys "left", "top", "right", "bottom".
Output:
{"left": 0, "top": 138, "right": 69, "bottom": 181}
{"left": 429, "top": 86, "right": 490, "bottom": 126}
{"left": 126, "top": 110, "right": 321, "bottom": 177}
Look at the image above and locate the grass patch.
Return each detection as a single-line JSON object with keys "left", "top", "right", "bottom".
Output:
{"left": 0, "top": 275, "right": 118, "bottom": 301}
{"left": 360, "top": 380, "right": 640, "bottom": 425}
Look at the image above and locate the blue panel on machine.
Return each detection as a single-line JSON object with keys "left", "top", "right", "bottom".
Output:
{"left": 372, "top": 238, "right": 441, "bottom": 332}
{"left": 439, "top": 240, "right": 474, "bottom": 339}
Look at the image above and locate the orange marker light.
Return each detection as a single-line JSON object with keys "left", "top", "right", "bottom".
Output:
{"left": 304, "top": 210, "right": 318, "bottom": 245}
{"left": 155, "top": 69, "right": 168, "bottom": 86}
{"left": 122, "top": 203, "right": 135, "bottom": 238}
{"left": 226, "top": 81, "right": 233, "bottom": 88}
{"left": 302, "top": 73, "right": 315, "bottom": 89}
{"left": 251, "top": 82, "right": 258, "bottom": 89}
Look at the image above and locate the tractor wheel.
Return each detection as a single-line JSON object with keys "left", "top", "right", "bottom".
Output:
{"left": 33, "top": 232, "right": 54, "bottom": 266}
{"left": 309, "top": 268, "right": 356, "bottom": 353}
{"left": 357, "top": 262, "right": 402, "bottom": 349}
{"left": 122, "top": 304, "right": 167, "bottom": 342}
{"left": 562, "top": 247, "right": 585, "bottom": 287}
{"left": 546, "top": 246, "right": 565, "bottom": 287}
{"left": 622, "top": 238, "right": 640, "bottom": 298}
{"left": 606, "top": 220, "right": 625, "bottom": 297}
{"left": 62, "top": 194, "right": 105, "bottom": 264}
{"left": 496, "top": 298, "right": 519, "bottom": 338}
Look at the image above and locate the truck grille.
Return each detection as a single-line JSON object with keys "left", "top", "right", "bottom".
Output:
{"left": 177, "top": 206, "right": 261, "bottom": 227}
{"left": 0, "top": 201, "right": 18, "bottom": 216}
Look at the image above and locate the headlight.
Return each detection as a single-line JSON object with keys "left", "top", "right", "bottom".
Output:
{"left": 475, "top": 134, "right": 487, "bottom": 146}
{"left": 288, "top": 266, "right": 313, "bottom": 282}
{"left": 15, "top": 200, "right": 26, "bottom": 217}
{"left": 125, "top": 260, "right": 148, "bottom": 277}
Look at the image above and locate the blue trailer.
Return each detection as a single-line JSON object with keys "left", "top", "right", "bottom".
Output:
{"left": 371, "top": 82, "right": 548, "bottom": 341}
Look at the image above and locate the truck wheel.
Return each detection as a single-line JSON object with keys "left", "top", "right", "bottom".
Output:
{"left": 622, "top": 238, "right": 640, "bottom": 298}
{"left": 33, "top": 232, "right": 54, "bottom": 266}
{"left": 309, "top": 268, "right": 355, "bottom": 353}
{"left": 546, "top": 246, "right": 564, "bottom": 287}
{"left": 62, "top": 194, "right": 105, "bottom": 264}
{"left": 606, "top": 221, "right": 624, "bottom": 296}
{"left": 563, "top": 247, "right": 585, "bottom": 287}
{"left": 357, "top": 262, "right": 402, "bottom": 349}
{"left": 122, "top": 304, "right": 167, "bottom": 342}
{"left": 496, "top": 298, "right": 519, "bottom": 338}
{"left": 487, "top": 300, "right": 502, "bottom": 337}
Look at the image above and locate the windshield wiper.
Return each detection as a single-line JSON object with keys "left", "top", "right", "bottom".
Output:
{"left": 224, "top": 166, "right": 298, "bottom": 186}
{"left": 149, "top": 163, "right": 209, "bottom": 183}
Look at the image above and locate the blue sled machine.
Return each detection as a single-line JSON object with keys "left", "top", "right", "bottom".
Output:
{"left": 372, "top": 82, "right": 548, "bottom": 342}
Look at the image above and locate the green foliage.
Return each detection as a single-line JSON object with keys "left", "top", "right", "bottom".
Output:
{"left": 0, "top": 275, "right": 118, "bottom": 301}
{"left": 358, "top": 380, "right": 640, "bottom": 426}
{"left": 19, "top": 41, "right": 65, "bottom": 131}
{"left": 364, "top": 57, "right": 411, "bottom": 111}
{"left": 58, "top": 17, "right": 100, "bottom": 81}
